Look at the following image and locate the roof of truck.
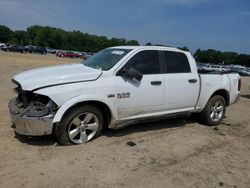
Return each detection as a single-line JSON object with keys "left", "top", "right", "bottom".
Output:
{"left": 110, "top": 45, "right": 186, "bottom": 53}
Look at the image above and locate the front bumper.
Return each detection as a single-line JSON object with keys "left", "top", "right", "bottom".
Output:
{"left": 9, "top": 98, "right": 54, "bottom": 136}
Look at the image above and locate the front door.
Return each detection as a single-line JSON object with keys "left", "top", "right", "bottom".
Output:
{"left": 115, "top": 50, "right": 164, "bottom": 120}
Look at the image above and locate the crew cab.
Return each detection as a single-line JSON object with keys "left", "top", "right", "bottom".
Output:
{"left": 9, "top": 46, "right": 241, "bottom": 145}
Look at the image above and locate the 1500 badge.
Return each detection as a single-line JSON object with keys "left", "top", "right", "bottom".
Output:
{"left": 117, "top": 92, "right": 130, "bottom": 99}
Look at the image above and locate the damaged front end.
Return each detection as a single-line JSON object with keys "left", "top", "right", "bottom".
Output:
{"left": 9, "top": 80, "right": 58, "bottom": 136}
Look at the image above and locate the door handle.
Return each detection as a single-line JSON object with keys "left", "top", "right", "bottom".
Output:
{"left": 188, "top": 79, "right": 197, "bottom": 83}
{"left": 151, "top": 81, "right": 162, "bottom": 85}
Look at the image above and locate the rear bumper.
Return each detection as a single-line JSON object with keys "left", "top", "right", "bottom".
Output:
{"left": 9, "top": 98, "right": 54, "bottom": 136}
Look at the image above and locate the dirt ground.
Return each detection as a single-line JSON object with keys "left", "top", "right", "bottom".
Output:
{"left": 0, "top": 51, "right": 249, "bottom": 188}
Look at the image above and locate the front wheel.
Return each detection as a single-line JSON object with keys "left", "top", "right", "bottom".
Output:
{"left": 199, "top": 95, "right": 226, "bottom": 126}
{"left": 55, "top": 105, "right": 104, "bottom": 145}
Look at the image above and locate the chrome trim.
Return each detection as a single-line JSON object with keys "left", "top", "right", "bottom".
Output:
{"left": 110, "top": 111, "right": 191, "bottom": 129}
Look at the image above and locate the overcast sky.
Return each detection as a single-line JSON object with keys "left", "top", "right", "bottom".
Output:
{"left": 0, "top": 0, "right": 249, "bottom": 53}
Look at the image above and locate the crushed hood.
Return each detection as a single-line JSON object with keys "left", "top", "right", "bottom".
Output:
{"left": 13, "top": 64, "right": 102, "bottom": 91}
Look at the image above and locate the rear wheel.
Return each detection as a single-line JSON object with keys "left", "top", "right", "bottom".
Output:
{"left": 55, "top": 105, "right": 104, "bottom": 145}
{"left": 199, "top": 95, "right": 226, "bottom": 126}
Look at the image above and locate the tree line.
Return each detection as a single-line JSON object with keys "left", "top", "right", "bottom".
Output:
{"left": 194, "top": 49, "right": 250, "bottom": 67}
{"left": 0, "top": 25, "right": 139, "bottom": 52}
{"left": 0, "top": 24, "right": 249, "bottom": 67}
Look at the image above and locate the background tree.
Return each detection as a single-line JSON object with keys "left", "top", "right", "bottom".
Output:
{"left": 0, "top": 25, "right": 12, "bottom": 43}
{"left": 221, "top": 52, "right": 238, "bottom": 65}
{"left": 12, "top": 31, "right": 28, "bottom": 45}
{"left": 23, "top": 25, "right": 140, "bottom": 52}
{"left": 194, "top": 49, "right": 250, "bottom": 67}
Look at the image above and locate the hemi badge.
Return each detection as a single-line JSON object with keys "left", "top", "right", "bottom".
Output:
{"left": 107, "top": 94, "right": 115, "bottom": 98}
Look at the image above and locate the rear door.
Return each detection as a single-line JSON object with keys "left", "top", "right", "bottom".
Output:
{"left": 161, "top": 50, "right": 199, "bottom": 112}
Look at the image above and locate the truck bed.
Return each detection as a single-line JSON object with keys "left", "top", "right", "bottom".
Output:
{"left": 195, "top": 73, "right": 240, "bottom": 111}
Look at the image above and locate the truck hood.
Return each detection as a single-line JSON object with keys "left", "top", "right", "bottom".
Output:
{"left": 13, "top": 64, "right": 102, "bottom": 91}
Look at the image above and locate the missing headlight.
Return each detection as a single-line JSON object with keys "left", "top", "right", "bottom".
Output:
{"left": 24, "top": 99, "right": 58, "bottom": 117}
{"left": 11, "top": 79, "right": 58, "bottom": 117}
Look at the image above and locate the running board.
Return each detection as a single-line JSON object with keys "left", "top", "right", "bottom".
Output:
{"left": 111, "top": 111, "right": 191, "bottom": 130}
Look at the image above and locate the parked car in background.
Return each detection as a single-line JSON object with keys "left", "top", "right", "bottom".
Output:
{"left": 238, "top": 68, "right": 250, "bottom": 76}
{"left": 78, "top": 52, "right": 85, "bottom": 59}
{"left": 0, "top": 43, "right": 5, "bottom": 48}
{"left": 56, "top": 50, "right": 93, "bottom": 59}
{"left": 79, "top": 52, "right": 94, "bottom": 59}
{"left": 2, "top": 45, "right": 26, "bottom": 53}
{"left": 58, "top": 51, "right": 80, "bottom": 58}
{"left": 25, "top": 45, "right": 36, "bottom": 53}
{"left": 56, "top": 50, "right": 65, "bottom": 57}
{"left": 35, "top": 46, "right": 47, "bottom": 54}
{"left": 46, "top": 47, "right": 56, "bottom": 54}
{"left": 203, "top": 64, "right": 230, "bottom": 72}
{"left": 25, "top": 45, "right": 47, "bottom": 54}
{"left": 230, "top": 67, "right": 250, "bottom": 76}
{"left": 73, "top": 51, "right": 83, "bottom": 57}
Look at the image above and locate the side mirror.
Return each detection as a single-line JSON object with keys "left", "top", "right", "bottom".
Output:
{"left": 122, "top": 67, "right": 143, "bottom": 82}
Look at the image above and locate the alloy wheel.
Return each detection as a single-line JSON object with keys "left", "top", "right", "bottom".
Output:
{"left": 68, "top": 112, "right": 99, "bottom": 144}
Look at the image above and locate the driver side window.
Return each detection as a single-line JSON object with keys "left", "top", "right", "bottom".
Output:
{"left": 124, "top": 50, "right": 161, "bottom": 74}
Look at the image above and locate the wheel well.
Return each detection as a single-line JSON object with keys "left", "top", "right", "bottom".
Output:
{"left": 62, "top": 101, "right": 112, "bottom": 129}
{"left": 211, "top": 89, "right": 230, "bottom": 106}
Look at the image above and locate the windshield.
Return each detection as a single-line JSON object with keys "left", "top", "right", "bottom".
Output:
{"left": 82, "top": 48, "right": 132, "bottom": 70}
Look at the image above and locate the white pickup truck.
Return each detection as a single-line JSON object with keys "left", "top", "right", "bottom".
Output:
{"left": 9, "top": 46, "right": 241, "bottom": 145}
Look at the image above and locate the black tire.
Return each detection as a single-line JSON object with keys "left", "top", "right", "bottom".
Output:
{"left": 55, "top": 105, "right": 104, "bottom": 145}
{"left": 199, "top": 95, "right": 226, "bottom": 126}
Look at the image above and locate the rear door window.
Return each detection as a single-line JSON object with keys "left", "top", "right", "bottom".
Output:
{"left": 163, "top": 51, "right": 191, "bottom": 73}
